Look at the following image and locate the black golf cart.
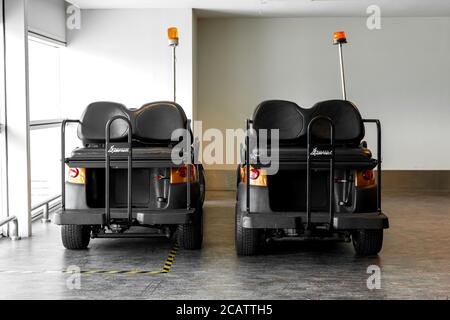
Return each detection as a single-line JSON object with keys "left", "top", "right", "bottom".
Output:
{"left": 235, "top": 99, "right": 389, "bottom": 256}
{"left": 54, "top": 101, "right": 205, "bottom": 250}
{"left": 236, "top": 31, "right": 389, "bottom": 256}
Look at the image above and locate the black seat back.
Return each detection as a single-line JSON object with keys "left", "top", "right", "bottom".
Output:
{"left": 133, "top": 101, "right": 190, "bottom": 145}
{"left": 78, "top": 101, "right": 130, "bottom": 145}
{"left": 253, "top": 100, "right": 305, "bottom": 145}
{"left": 310, "top": 100, "right": 365, "bottom": 146}
{"left": 252, "top": 99, "right": 365, "bottom": 147}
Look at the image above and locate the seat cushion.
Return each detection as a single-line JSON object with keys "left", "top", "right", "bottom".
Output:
{"left": 133, "top": 101, "right": 190, "bottom": 143}
{"left": 310, "top": 100, "right": 365, "bottom": 146}
{"left": 77, "top": 101, "right": 130, "bottom": 145}
{"left": 253, "top": 100, "right": 305, "bottom": 142}
{"left": 252, "top": 99, "right": 365, "bottom": 147}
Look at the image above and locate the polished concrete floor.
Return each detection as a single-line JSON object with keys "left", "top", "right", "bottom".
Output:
{"left": 0, "top": 190, "right": 449, "bottom": 300}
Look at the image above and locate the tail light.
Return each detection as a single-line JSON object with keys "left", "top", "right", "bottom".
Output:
{"left": 240, "top": 166, "right": 267, "bottom": 187}
{"left": 68, "top": 167, "right": 86, "bottom": 184}
{"left": 355, "top": 169, "right": 375, "bottom": 187}
{"left": 170, "top": 164, "right": 197, "bottom": 184}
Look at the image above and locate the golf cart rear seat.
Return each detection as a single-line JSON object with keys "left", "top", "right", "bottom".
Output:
{"left": 66, "top": 101, "right": 192, "bottom": 168}
{"left": 250, "top": 99, "right": 376, "bottom": 167}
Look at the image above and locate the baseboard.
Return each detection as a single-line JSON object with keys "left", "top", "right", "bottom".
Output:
{"left": 381, "top": 170, "right": 450, "bottom": 192}
{"left": 205, "top": 169, "right": 450, "bottom": 192}
{"left": 204, "top": 169, "right": 237, "bottom": 191}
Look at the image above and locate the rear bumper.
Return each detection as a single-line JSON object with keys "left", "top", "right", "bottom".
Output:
{"left": 54, "top": 208, "right": 195, "bottom": 226}
{"left": 242, "top": 211, "right": 389, "bottom": 230}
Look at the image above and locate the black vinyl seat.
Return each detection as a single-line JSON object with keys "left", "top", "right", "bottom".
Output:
{"left": 67, "top": 101, "right": 191, "bottom": 165}
{"left": 251, "top": 99, "right": 372, "bottom": 165}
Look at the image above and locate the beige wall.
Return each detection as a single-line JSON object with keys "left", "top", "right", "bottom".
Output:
{"left": 197, "top": 17, "right": 450, "bottom": 170}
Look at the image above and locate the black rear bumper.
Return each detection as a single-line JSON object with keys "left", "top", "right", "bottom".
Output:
{"left": 242, "top": 211, "right": 389, "bottom": 230}
{"left": 54, "top": 208, "right": 195, "bottom": 226}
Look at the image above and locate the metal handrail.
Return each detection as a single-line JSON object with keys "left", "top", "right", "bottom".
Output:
{"left": 29, "top": 119, "right": 64, "bottom": 130}
{"left": 31, "top": 194, "right": 61, "bottom": 222}
{"left": 362, "top": 119, "right": 382, "bottom": 212}
{"left": 245, "top": 119, "right": 253, "bottom": 213}
{"left": 306, "top": 116, "right": 335, "bottom": 230}
{"left": 0, "top": 215, "right": 20, "bottom": 240}
{"left": 61, "top": 120, "right": 81, "bottom": 210}
{"left": 105, "top": 116, "right": 133, "bottom": 225}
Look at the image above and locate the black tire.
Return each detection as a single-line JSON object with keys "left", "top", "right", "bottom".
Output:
{"left": 235, "top": 204, "right": 259, "bottom": 256}
{"left": 352, "top": 229, "right": 383, "bottom": 256}
{"left": 61, "top": 225, "right": 91, "bottom": 250}
{"left": 178, "top": 207, "right": 203, "bottom": 249}
{"left": 199, "top": 164, "right": 206, "bottom": 206}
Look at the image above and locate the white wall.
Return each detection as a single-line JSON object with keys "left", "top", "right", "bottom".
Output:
{"left": 197, "top": 17, "right": 450, "bottom": 170}
{"left": 61, "top": 8, "right": 194, "bottom": 120}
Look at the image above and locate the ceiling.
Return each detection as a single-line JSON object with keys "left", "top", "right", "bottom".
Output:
{"left": 67, "top": 0, "right": 450, "bottom": 17}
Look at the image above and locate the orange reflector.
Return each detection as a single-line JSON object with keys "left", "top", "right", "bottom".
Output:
{"left": 333, "top": 31, "right": 347, "bottom": 44}
{"left": 355, "top": 169, "right": 375, "bottom": 187}
{"left": 167, "top": 27, "right": 179, "bottom": 40}
{"left": 170, "top": 164, "right": 197, "bottom": 184}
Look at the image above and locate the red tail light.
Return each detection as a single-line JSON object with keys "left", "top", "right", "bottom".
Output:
{"left": 68, "top": 167, "right": 85, "bottom": 184}
{"left": 249, "top": 168, "right": 260, "bottom": 180}
{"left": 239, "top": 166, "right": 267, "bottom": 187}
{"left": 69, "top": 168, "right": 79, "bottom": 178}
{"left": 355, "top": 169, "right": 375, "bottom": 187}
{"left": 362, "top": 169, "right": 374, "bottom": 181}
{"left": 177, "top": 166, "right": 187, "bottom": 178}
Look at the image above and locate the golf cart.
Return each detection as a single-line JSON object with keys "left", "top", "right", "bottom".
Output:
{"left": 54, "top": 27, "right": 204, "bottom": 250}
{"left": 54, "top": 101, "right": 205, "bottom": 249}
{"left": 235, "top": 32, "right": 389, "bottom": 256}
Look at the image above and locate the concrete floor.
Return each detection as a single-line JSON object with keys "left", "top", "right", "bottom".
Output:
{"left": 0, "top": 190, "right": 449, "bottom": 300}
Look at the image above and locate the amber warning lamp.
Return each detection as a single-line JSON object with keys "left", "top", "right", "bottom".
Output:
{"left": 333, "top": 31, "right": 347, "bottom": 45}
{"left": 167, "top": 27, "right": 179, "bottom": 46}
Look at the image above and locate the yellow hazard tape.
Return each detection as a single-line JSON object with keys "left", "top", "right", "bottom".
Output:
{"left": 66, "top": 242, "right": 179, "bottom": 276}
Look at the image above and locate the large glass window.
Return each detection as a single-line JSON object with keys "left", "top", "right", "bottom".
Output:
{"left": 0, "top": 120, "right": 6, "bottom": 227}
{"left": 28, "top": 38, "right": 62, "bottom": 207}
{"left": 0, "top": 9, "right": 6, "bottom": 234}
{"left": 28, "top": 38, "right": 62, "bottom": 121}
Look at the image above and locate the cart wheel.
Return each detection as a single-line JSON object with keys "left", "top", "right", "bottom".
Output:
{"left": 61, "top": 225, "right": 91, "bottom": 250}
{"left": 235, "top": 204, "right": 259, "bottom": 256}
{"left": 352, "top": 229, "right": 383, "bottom": 256}
{"left": 178, "top": 207, "right": 203, "bottom": 249}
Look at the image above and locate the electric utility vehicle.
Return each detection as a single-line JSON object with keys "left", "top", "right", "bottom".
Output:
{"left": 235, "top": 32, "right": 389, "bottom": 256}
{"left": 54, "top": 101, "right": 205, "bottom": 249}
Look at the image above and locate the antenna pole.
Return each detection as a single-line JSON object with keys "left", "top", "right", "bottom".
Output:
{"left": 338, "top": 43, "right": 346, "bottom": 100}
{"left": 172, "top": 45, "right": 177, "bottom": 102}
{"left": 333, "top": 31, "right": 348, "bottom": 100}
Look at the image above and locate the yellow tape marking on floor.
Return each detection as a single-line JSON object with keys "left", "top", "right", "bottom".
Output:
{"left": 67, "top": 242, "right": 179, "bottom": 276}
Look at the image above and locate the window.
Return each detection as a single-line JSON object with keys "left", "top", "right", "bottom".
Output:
{"left": 28, "top": 38, "right": 62, "bottom": 121}
{"left": 0, "top": 10, "right": 6, "bottom": 232}
{"left": 28, "top": 38, "right": 63, "bottom": 206}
